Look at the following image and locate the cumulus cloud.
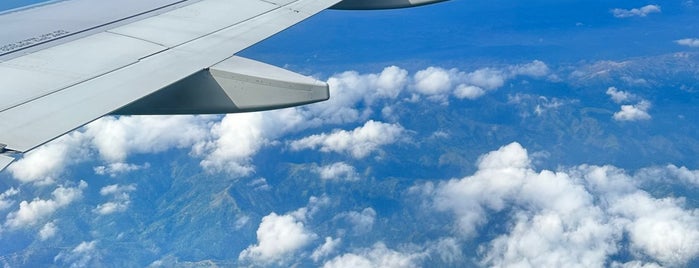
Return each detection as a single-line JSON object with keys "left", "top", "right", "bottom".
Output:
{"left": 239, "top": 212, "right": 316, "bottom": 265}
{"left": 313, "top": 66, "right": 408, "bottom": 124}
{"left": 54, "top": 240, "right": 101, "bottom": 267}
{"left": 7, "top": 115, "right": 214, "bottom": 183}
{"left": 409, "top": 61, "right": 550, "bottom": 102}
{"left": 676, "top": 38, "right": 699, "bottom": 47}
{"left": 323, "top": 242, "right": 423, "bottom": 268}
{"left": 8, "top": 132, "right": 87, "bottom": 185}
{"left": 611, "top": 192, "right": 699, "bottom": 265}
{"left": 195, "top": 109, "right": 310, "bottom": 176}
{"left": 314, "top": 162, "right": 360, "bottom": 181}
{"left": 93, "top": 162, "right": 150, "bottom": 177}
{"left": 413, "top": 67, "right": 455, "bottom": 103}
{"left": 464, "top": 68, "right": 506, "bottom": 90}
{"left": 291, "top": 195, "right": 331, "bottom": 222}
{"left": 289, "top": 121, "right": 406, "bottom": 159}
{"left": 312, "top": 237, "right": 342, "bottom": 262}
{"left": 421, "top": 143, "right": 699, "bottom": 267}
{"left": 453, "top": 85, "right": 486, "bottom": 100}
{"left": 39, "top": 221, "right": 58, "bottom": 240}
{"left": 509, "top": 60, "right": 551, "bottom": 77}
{"left": 606, "top": 87, "right": 637, "bottom": 103}
{"left": 94, "top": 184, "right": 136, "bottom": 215}
{"left": 195, "top": 113, "right": 268, "bottom": 176}
{"left": 99, "top": 184, "right": 136, "bottom": 196}
{"left": 0, "top": 188, "right": 19, "bottom": 211}
{"left": 85, "top": 115, "right": 212, "bottom": 162}
{"left": 5, "top": 181, "right": 86, "bottom": 229}
{"left": 605, "top": 87, "right": 651, "bottom": 121}
{"left": 86, "top": 115, "right": 213, "bottom": 162}
{"left": 664, "top": 165, "right": 699, "bottom": 186}
{"left": 239, "top": 196, "right": 328, "bottom": 265}
{"left": 425, "top": 238, "right": 463, "bottom": 264}
{"left": 612, "top": 5, "right": 661, "bottom": 18}
{"left": 613, "top": 100, "right": 652, "bottom": 121}
{"left": 335, "top": 207, "right": 377, "bottom": 234}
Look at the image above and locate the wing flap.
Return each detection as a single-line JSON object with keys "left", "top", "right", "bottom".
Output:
{"left": 114, "top": 56, "right": 328, "bottom": 115}
{"left": 0, "top": 32, "right": 167, "bottom": 112}
{"left": 108, "top": 0, "right": 277, "bottom": 47}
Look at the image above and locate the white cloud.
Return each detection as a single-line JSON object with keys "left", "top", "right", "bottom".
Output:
{"left": 422, "top": 143, "right": 699, "bottom": 267}
{"left": 39, "top": 221, "right": 57, "bottom": 240}
{"left": 613, "top": 100, "right": 652, "bottom": 121}
{"left": 314, "top": 162, "right": 360, "bottom": 181}
{"left": 234, "top": 215, "right": 251, "bottom": 230}
{"left": 314, "top": 66, "right": 408, "bottom": 124}
{"left": 403, "top": 61, "right": 550, "bottom": 102}
{"left": 312, "top": 237, "right": 342, "bottom": 262}
{"left": 453, "top": 60, "right": 549, "bottom": 100}
{"left": 94, "top": 184, "right": 136, "bottom": 215}
{"left": 5, "top": 181, "right": 86, "bottom": 229}
{"left": 99, "top": 184, "right": 136, "bottom": 196}
{"left": 93, "top": 202, "right": 129, "bottom": 215}
{"left": 509, "top": 60, "right": 551, "bottom": 77}
{"left": 610, "top": 192, "right": 699, "bottom": 265}
{"left": 291, "top": 195, "right": 331, "bottom": 222}
{"left": 605, "top": 87, "right": 651, "bottom": 121}
{"left": 289, "top": 121, "right": 406, "bottom": 159}
{"left": 634, "top": 165, "right": 699, "bottom": 186}
{"left": 453, "top": 85, "right": 486, "bottom": 100}
{"left": 413, "top": 67, "right": 454, "bottom": 103}
{"left": 0, "top": 188, "right": 19, "bottom": 211}
{"left": 507, "top": 94, "right": 569, "bottom": 117}
{"left": 248, "top": 177, "right": 271, "bottom": 191}
{"left": 7, "top": 115, "right": 213, "bottom": 183}
{"left": 93, "top": 162, "right": 150, "bottom": 177}
{"left": 612, "top": 5, "right": 661, "bottom": 18}
{"left": 676, "top": 38, "right": 699, "bottom": 47}
{"left": 54, "top": 240, "right": 100, "bottom": 268}
{"left": 195, "top": 109, "right": 308, "bottom": 176}
{"left": 196, "top": 113, "right": 267, "bottom": 176}
{"left": 239, "top": 212, "right": 316, "bottom": 265}
{"left": 425, "top": 238, "right": 463, "bottom": 264}
{"left": 465, "top": 68, "right": 506, "bottom": 90}
{"left": 375, "top": 66, "right": 410, "bottom": 99}
{"left": 86, "top": 115, "right": 213, "bottom": 162}
{"left": 239, "top": 196, "right": 328, "bottom": 265}
{"left": 323, "top": 242, "right": 423, "bottom": 268}
{"left": 335, "top": 208, "right": 377, "bottom": 234}
{"left": 606, "top": 87, "right": 637, "bottom": 103}
{"left": 662, "top": 165, "right": 699, "bottom": 185}
{"left": 8, "top": 132, "right": 87, "bottom": 185}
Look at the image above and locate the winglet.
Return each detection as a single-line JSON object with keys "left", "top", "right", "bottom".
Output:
{"left": 114, "top": 56, "right": 329, "bottom": 115}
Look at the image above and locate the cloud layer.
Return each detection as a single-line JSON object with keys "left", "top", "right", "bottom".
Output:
{"left": 612, "top": 5, "right": 661, "bottom": 18}
{"left": 676, "top": 38, "right": 699, "bottom": 48}
{"left": 422, "top": 143, "right": 699, "bottom": 267}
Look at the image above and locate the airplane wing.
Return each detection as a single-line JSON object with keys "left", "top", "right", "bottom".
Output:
{"left": 0, "top": 0, "right": 445, "bottom": 171}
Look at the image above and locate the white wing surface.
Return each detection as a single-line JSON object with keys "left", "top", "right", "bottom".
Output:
{"left": 0, "top": 0, "right": 342, "bottom": 169}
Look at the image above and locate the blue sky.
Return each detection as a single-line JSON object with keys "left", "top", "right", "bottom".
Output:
{"left": 2, "top": 0, "right": 699, "bottom": 267}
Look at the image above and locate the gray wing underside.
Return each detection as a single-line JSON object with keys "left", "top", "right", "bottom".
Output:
{"left": 0, "top": 0, "right": 341, "bottom": 169}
